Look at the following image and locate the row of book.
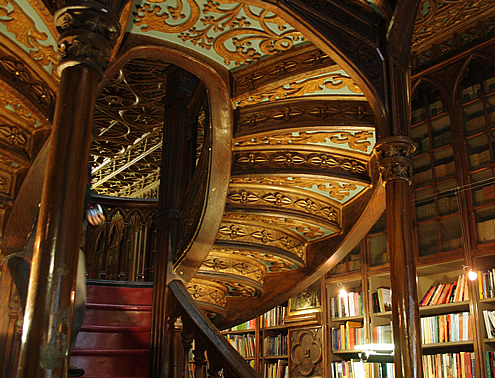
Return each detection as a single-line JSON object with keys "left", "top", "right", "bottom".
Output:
{"left": 226, "top": 333, "right": 256, "bottom": 358}
{"left": 487, "top": 351, "right": 495, "bottom": 377}
{"left": 482, "top": 310, "right": 495, "bottom": 338}
{"left": 422, "top": 352, "right": 476, "bottom": 378}
{"left": 420, "top": 312, "right": 472, "bottom": 344}
{"left": 477, "top": 269, "right": 495, "bottom": 299}
{"left": 373, "top": 322, "right": 393, "bottom": 344}
{"left": 371, "top": 287, "right": 392, "bottom": 313}
{"left": 264, "top": 305, "right": 287, "bottom": 328}
{"left": 331, "top": 321, "right": 365, "bottom": 351}
{"left": 264, "top": 334, "right": 288, "bottom": 356}
{"left": 330, "top": 360, "right": 394, "bottom": 378}
{"left": 330, "top": 291, "right": 364, "bottom": 318}
{"left": 420, "top": 275, "right": 469, "bottom": 306}
{"left": 264, "top": 359, "right": 288, "bottom": 378}
{"left": 229, "top": 318, "right": 257, "bottom": 331}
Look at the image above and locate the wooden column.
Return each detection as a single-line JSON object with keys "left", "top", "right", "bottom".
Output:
{"left": 375, "top": 137, "right": 423, "bottom": 378}
{"left": 16, "top": 1, "right": 128, "bottom": 376}
{"left": 150, "top": 68, "right": 199, "bottom": 377}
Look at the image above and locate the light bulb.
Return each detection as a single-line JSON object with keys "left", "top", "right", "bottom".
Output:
{"left": 339, "top": 288, "right": 347, "bottom": 297}
{"left": 468, "top": 270, "right": 478, "bottom": 281}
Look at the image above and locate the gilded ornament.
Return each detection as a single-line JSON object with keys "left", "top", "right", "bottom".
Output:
{"left": 227, "top": 190, "right": 260, "bottom": 205}
{"left": 0, "top": 125, "right": 26, "bottom": 145}
{"left": 274, "top": 152, "right": 305, "bottom": 167}
{"left": 340, "top": 159, "right": 367, "bottom": 174}
{"left": 262, "top": 192, "right": 292, "bottom": 206}
{"left": 236, "top": 152, "right": 268, "bottom": 167}
{"left": 0, "top": 0, "right": 58, "bottom": 70}
{"left": 236, "top": 130, "right": 373, "bottom": 152}
{"left": 134, "top": 1, "right": 303, "bottom": 66}
{"left": 237, "top": 74, "right": 362, "bottom": 107}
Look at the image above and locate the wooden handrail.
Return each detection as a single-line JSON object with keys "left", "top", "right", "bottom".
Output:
{"left": 169, "top": 279, "right": 259, "bottom": 378}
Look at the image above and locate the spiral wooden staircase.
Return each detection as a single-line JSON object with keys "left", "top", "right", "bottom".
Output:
{"left": 0, "top": 0, "right": 492, "bottom": 376}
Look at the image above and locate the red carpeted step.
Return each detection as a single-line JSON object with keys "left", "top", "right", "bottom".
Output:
{"left": 71, "top": 282, "right": 153, "bottom": 378}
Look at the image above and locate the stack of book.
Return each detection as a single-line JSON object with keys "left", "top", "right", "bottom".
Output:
{"left": 483, "top": 309, "right": 495, "bottom": 338}
{"left": 478, "top": 268, "right": 495, "bottom": 299}
{"left": 331, "top": 321, "right": 364, "bottom": 351}
{"left": 419, "top": 275, "right": 468, "bottom": 306}
{"left": 371, "top": 287, "right": 392, "bottom": 313}
{"left": 330, "top": 291, "right": 364, "bottom": 318}
{"left": 420, "top": 312, "right": 471, "bottom": 344}
{"left": 226, "top": 333, "right": 257, "bottom": 358}
{"left": 264, "top": 306, "right": 287, "bottom": 327}
{"left": 264, "top": 334, "right": 288, "bottom": 356}
{"left": 373, "top": 322, "right": 393, "bottom": 344}
{"left": 264, "top": 359, "right": 288, "bottom": 378}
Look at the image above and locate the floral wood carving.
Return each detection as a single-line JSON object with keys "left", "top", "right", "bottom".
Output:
{"left": 236, "top": 73, "right": 362, "bottom": 107}
{"left": 134, "top": 0, "right": 304, "bottom": 67}
{"left": 0, "top": 0, "right": 58, "bottom": 72}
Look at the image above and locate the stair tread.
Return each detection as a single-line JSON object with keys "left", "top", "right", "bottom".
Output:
{"left": 72, "top": 349, "right": 149, "bottom": 356}
{"left": 86, "top": 303, "right": 152, "bottom": 311}
{"left": 81, "top": 325, "right": 150, "bottom": 332}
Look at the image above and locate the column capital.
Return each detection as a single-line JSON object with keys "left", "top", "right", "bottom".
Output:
{"left": 54, "top": 0, "right": 129, "bottom": 76}
{"left": 375, "top": 136, "right": 416, "bottom": 184}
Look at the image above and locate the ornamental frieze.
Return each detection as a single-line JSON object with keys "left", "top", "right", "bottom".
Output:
{"left": 186, "top": 278, "right": 228, "bottom": 308}
{"left": 235, "top": 73, "right": 362, "bottom": 107}
{"left": 229, "top": 249, "right": 294, "bottom": 273}
{"left": 232, "top": 44, "right": 336, "bottom": 96}
{"left": 232, "top": 150, "right": 370, "bottom": 184}
{"left": 226, "top": 186, "right": 341, "bottom": 230}
{"left": 230, "top": 176, "right": 358, "bottom": 201}
{"left": 216, "top": 222, "right": 305, "bottom": 259}
{"left": 200, "top": 251, "right": 267, "bottom": 284}
{"left": 235, "top": 100, "right": 374, "bottom": 138}
{"left": 222, "top": 212, "right": 328, "bottom": 240}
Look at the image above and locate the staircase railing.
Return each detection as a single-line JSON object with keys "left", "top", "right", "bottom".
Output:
{"left": 168, "top": 279, "right": 259, "bottom": 378}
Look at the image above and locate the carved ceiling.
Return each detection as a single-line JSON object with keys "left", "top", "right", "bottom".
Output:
{"left": 0, "top": 0, "right": 494, "bottom": 317}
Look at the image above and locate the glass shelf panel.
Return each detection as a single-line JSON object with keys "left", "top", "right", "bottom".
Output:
{"left": 466, "top": 134, "right": 490, "bottom": 170}
{"left": 418, "top": 221, "right": 439, "bottom": 257}
{"left": 411, "top": 123, "right": 429, "bottom": 152}
{"left": 369, "top": 233, "right": 387, "bottom": 267}
{"left": 487, "top": 95, "right": 495, "bottom": 124}
{"left": 415, "top": 186, "right": 435, "bottom": 221}
{"left": 475, "top": 204, "right": 495, "bottom": 243}
{"left": 463, "top": 100, "right": 485, "bottom": 135}
{"left": 431, "top": 115, "right": 451, "bottom": 148}
{"left": 436, "top": 180, "right": 458, "bottom": 216}
{"left": 413, "top": 154, "right": 433, "bottom": 186}
{"left": 471, "top": 169, "right": 495, "bottom": 206}
{"left": 439, "top": 215, "right": 462, "bottom": 251}
{"left": 433, "top": 146, "right": 454, "bottom": 179}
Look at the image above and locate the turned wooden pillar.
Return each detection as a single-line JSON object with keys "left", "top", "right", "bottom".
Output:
{"left": 375, "top": 137, "right": 423, "bottom": 378}
{"left": 150, "top": 68, "right": 199, "bottom": 377}
{"left": 16, "top": 1, "right": 128, "bottom": 376}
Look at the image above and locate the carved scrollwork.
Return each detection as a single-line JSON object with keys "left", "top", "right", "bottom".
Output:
{"left": 134, "top": 0, "right": 304, "bottom": 67}
{"left": 236, "top": 73, "right": 362, "bottom": 107}
{"left": 236, "top": 130, "right": 374, "bottom": 153}
{"left": 375, "top": 136, "right": 416, "bottom": 183}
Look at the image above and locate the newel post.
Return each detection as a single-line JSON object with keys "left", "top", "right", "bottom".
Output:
{"left": 16, "top": 1, "right": 130, "bottom": 376}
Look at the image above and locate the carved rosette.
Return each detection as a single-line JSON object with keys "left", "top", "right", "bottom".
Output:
{"left": 54, "top": 1, "right": 124, "bottom": 74}
{"left": 375, "top": 136, "right": 415, "bottom": 184}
